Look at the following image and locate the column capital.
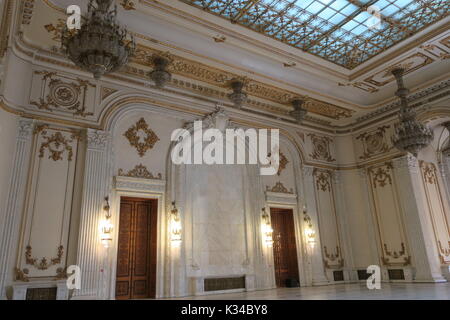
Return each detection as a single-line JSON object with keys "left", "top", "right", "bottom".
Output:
{"left": 17, "top": 118, "right": 34, "bottom": 140}
{"left": 302, "top": 165, "right": 314, "bottom": 179}
{"left": 86, "top": 129, "right": 110, "bottom": 150}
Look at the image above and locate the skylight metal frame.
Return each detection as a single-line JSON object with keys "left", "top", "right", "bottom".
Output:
{"left": 180, "top": 0, "right": 450, "bottom": 69}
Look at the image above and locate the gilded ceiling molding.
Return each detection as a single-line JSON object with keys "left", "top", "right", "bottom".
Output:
{"left": 44, "top": 18, "right": 66, "bottom": 41}
{"left": 124, "top": 118, "right": 160, "bottom": 157}
{"left": 0, "top": 0, "right": 13, "bottom": 58}
{"left": 41, "top": 0, "right": 65, "bottom": 13}
{"left": 120, "top": 0, "right": 136, "bottom": 11}
{"left": 101, "top": 87, "right": 118, "bottom": 101}
{"left": 21, "top": 0, "right": 35, "bottom": 25}
{"left": 132, "top": 44, "right": 354, "bottom": 120}
{"left": 118, "top": 164, "right": 162, "bottom": 180}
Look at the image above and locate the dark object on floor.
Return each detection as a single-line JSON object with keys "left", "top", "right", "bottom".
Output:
{"left": 285, "top": 278, "right": 300, "bottom": 288}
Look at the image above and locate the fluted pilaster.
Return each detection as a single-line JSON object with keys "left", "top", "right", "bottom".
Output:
{"left": 392, "top": 155, "right": 446, "bottom": 282}
{"left": 0, "top": 119, "right": 34, "bottom": 299}
{"left": 302, "top": 166, "right": 329, "bottom": 285}
{"left": 73, "top": 129, "right": 111, "bottom": 299}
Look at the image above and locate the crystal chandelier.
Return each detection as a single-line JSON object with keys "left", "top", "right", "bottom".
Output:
{"left": 391, "top": 68, "right": 433, "bottom": 157}
{"left": 62, "top": 0, "right": 135, "bottom": 80}
{"left": 290, "top": 99, "right": 308, "bottom": 124}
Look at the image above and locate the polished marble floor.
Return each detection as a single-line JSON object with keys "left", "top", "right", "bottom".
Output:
{"left": 169, "top": 283, "right": 450, "bottom": 300}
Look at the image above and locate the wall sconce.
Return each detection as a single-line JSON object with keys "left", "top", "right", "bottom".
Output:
{"left": 303, "top": 205, "right": 316, "bottom": 248}
{"left": 170, "top": 202, "right": 182, "bottom": 246}
{"left": 100, "top": 197, "right": 113, "bottom": 248}
{"left": 261, "top": 208, "right": 274, "bottom": 247}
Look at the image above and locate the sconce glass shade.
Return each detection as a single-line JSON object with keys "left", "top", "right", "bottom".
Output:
{"left": 100, "top": 219, "right": 113, "bottom": 248}
{"left": 261, "top": 208, "right": 273, "bottom": 246}
{"left": 170, "top": 202, "right": 182, "bottom": 245}
{"left": 303, "top": 209, "right": 316, "bottom": 248}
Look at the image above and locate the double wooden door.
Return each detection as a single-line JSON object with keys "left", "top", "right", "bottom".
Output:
{"left": 270, "top": 208, "right": 300, "bottom": 287}
{"left": 116, "top": 197, "right": 157, "bottom": 300}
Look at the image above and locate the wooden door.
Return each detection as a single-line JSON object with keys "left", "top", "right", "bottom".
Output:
{"left": 115, "top": 198, "right": 157, "bottom": 300}
{"left": 270, "top": 208, "right": 300, "bottom": 287}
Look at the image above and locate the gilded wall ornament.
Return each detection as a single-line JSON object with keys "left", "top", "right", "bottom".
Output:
{"left": 268, "top": 152, "right": 288, "bottom": 176}
{"left": 323, "top": 246, "right": 344, "bottom": 269}
{"left": 38, "top": 131, "right": 74, "bottom": 161}
{"left": 369, "top": 163, "right": 393, "bottom": 188}
{"left": 118, "top": 164, "right": 162, "bottom": 180}
{"left": 266, "top": 182, "right": 293, "bottom": 194}
{"left": 101, "top": 87, "right": 118, "bottom": 101}
{"left": 438, "top": 241, "right": 450, "bottom": 264}
{"left": 419, "top": 161, "right": 438, "bottom": 185}
{"left": 382, "top": 243, "right": 411, "bottom": 266}
{"left": 313, "top": 169, "right": 332, "bottom": 192}
{"left": 56, "top": 267, "right": 68, "bottom": 280}
{"left": 14, "top": 268, "right": 30, "bottom": 282}
{"left": 30, "top": 71, "right": 95, "bottom": 117}
{"left": 124, "top": 118, "right": 160, "bottom": 157}
{"left": 120, "top": 0, "right": 136, "bottom": 10}
{"left": 25, "top": 245, "right": 64, "bottom": 270}
{"left": 356, "top": 126, "right": 391, "bottom": 160}
{"left": 308, "top": 134, "right": 335, "bottom": 162}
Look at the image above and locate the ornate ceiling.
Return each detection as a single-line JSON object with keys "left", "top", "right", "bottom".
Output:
{"left": 3, "top": 0, "right": 449, "bottom": 128}
{"left": 180, "top": 0, "right": 449, "bottom": 69}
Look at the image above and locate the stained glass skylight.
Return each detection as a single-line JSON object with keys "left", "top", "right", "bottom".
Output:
{"left": 179, "top": 0, "right": 450, "bottom": 69}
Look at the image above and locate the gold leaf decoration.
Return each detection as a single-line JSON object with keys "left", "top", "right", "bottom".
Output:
{"left": 25, "top": 245, "right": 64, "bottom": 270}
{"left": 118, "top": 164, "right": 162, "bottom": 180}
{"left": 266, "top": 182, "right": 294, "bottom": 194}
{"left": 124, "top": 118, "right": 160, "bottom": 157}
